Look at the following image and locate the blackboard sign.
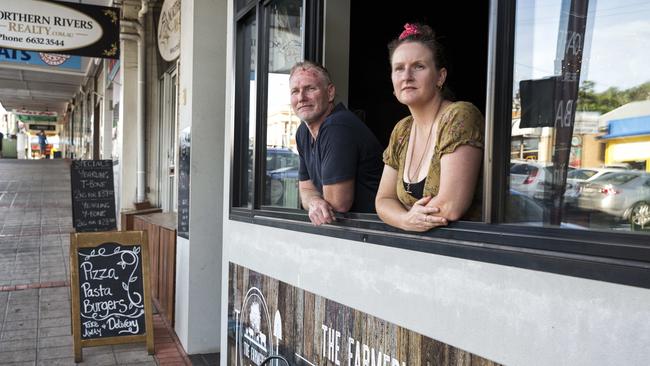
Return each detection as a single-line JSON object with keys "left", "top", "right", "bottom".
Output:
{"left": 71, "top": 160, "right": 117, "bottom": 232}
{"left": 70, "top": 231, "right": 153, "bottom": 362}
{"left": 178, "top": 127, "right": 190, "bottom": 239}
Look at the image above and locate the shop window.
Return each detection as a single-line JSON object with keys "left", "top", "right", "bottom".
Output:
{"left": 232, "top": 14, "right": 257, "bottom": 208}
{"left": 233, "top": 0, "right": 321, "bottom": 210}
{"left": 263, "top": 0, "right": 303, "bottom": 208}
{"left": 229, "top": 0, "right": 650, "bottom": 288}
{"left": 507, "top": 0, "right": 650, "bottom": 233}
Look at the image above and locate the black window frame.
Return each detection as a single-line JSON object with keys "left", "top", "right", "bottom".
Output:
{"left": 229, "top": 0, "right": 650, "bottom": 290}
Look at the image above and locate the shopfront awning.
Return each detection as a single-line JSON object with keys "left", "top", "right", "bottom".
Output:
{"left": 600, "top": 115, "right": 650, "bottom": 139}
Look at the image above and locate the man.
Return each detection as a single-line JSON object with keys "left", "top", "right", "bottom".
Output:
{"left": 38, "top": 130, "right": 48, "bottom": 159}
{"left": 290, "top": 61, "right": 383, "bottom": 225}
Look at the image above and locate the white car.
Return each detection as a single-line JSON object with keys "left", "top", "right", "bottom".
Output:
{"left": 510, "top": 161, "right": 574, "bottom": 201}
{"left": 509, "top": 161, "right": 552, "bottom": 199}
{"left": 564, "top": 168, "right": 625, "bottom": 205}
{"left": 578, "top": 171, "right": 650, "bottom": 231}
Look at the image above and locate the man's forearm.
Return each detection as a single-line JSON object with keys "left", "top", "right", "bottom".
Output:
{"left": 299, "top": 185, "right": 323, "bottom": 210}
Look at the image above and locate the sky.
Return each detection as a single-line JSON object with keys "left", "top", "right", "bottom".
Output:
{"left": 514, "top": 0, "right": 650, "bottom": 93}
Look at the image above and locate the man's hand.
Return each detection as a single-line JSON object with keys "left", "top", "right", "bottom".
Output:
{"left": 300, "top": 180, "right": 338, "bottom": 225}
{"left": 308, "top": 196, "right": 336, "bottom": 226}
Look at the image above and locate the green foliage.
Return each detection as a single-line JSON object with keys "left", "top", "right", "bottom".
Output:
{"left": 577, "top": 80, "right": 650, "bottom": 114}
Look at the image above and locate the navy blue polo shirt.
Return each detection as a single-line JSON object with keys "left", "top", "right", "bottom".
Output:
{"left": 296, "top": 103, "right": 383, "bottom": 213}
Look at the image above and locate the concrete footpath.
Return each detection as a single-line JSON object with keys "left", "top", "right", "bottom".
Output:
{"left": 0, "top": 159, "right": 192, "bottom": 366}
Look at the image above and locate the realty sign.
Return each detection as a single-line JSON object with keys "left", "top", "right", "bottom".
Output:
{"left": 0, "top": 0, "right": 120, "bottom": 59}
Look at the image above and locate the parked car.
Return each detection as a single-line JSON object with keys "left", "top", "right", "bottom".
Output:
{"left": 265, "top": 147, "right": 299, "bottom": 205}
{"left": 564, "top": 168, "right": 624, "bottom": 205}
{"left": 577, "top": 171, "right": 650, "bottom": 231}
{"left": 509, "top": 161, "right": 552, "bottom": 198}
{"left": 509, "top": 161, "right": 574, "bottom": 201}
{"left": 246, "top": 147, "right": 300, "bottom": 206}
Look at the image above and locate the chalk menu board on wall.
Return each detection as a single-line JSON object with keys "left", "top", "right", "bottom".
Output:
{"left": 70, "top": 231, "right": 154, "bottom": 362}
{"left": 70, "top": 160, "right": 117, "bottom": 232}
{"left": 177, "top": 127, "right": 190, "bottom": 239}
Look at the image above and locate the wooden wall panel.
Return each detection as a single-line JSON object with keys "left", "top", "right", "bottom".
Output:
{"left": 228, "top": 263, "right": 501, "bottom": 366}
{"left": 160, "top": 227, "right": 176, "bottom": 326}
{"left": 132, "top": 214, "right": 176, "bottom": 327}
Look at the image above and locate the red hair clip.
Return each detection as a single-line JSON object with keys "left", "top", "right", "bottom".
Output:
{"left": 399, "top": 23, "right": 420, "bottom": 40}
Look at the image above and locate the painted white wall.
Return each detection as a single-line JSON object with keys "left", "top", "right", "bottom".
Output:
{"left": 220, "top": 0, "right": 235, "bottom": 363}
{"left": 118, "top": 37, "right": 138, "bottom": 212}
{"left": 221, "top": 222, "right": 650, "bottom": 366}
{"left": 174, "top": 0, "right": 227, "bottom": 354}
{"left": 101, "top": 85, "right": 112, "bottom": 159}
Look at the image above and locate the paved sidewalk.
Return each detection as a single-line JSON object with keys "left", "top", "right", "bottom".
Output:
{"left": 0, "top": 159, "right": 185, "bottom": 365}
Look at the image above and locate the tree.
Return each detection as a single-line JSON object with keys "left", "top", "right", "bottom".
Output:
{"left": 577, "top": 80, "right": 650, "bottom": 114}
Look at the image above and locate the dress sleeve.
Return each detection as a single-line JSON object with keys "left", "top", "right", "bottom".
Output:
{"left": 382, "top": 117, "right": 410, "bottom": 170}
{"left": 438, "top": 102, "right": 484, "bottom": 156}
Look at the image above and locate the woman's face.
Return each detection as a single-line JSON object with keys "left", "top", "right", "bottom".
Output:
{"left": 391, "top": 42, "right": 446, "bottom": 107}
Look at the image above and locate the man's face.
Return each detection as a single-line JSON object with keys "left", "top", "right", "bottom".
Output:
{"left": 289, "top": 68, "right": 335, "bottom": 125}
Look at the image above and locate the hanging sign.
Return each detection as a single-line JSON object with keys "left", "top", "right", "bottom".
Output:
{"left": 0, "top": 48, "right": 82, "bottom": 69}
{"left": 157, "top": 0, "right": 181, "bottom": 61}
{"left": 28, "top": 124, "right": 57, "bottom": 131}
{"left": 0, "top": 0, "right": 120, "bottom": 59}
{"left": 13, "top": 109, "right": 57, "bottom": 117}
{"left": 549, "top": 0, "right": 590, "bottom": 225}
{"left": 17, "top": 114, "right": 58, "bottom": 123}
{"left": 69, "top": 231, "right": 154, "bottom": 362}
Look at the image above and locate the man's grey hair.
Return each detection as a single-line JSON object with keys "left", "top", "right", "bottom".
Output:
{"left": 289, "top": 61, "right": 333, "bottom": 86}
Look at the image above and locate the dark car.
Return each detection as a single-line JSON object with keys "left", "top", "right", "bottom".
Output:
{"left": 265, "top": 148, "right": 300, "bottom": 206}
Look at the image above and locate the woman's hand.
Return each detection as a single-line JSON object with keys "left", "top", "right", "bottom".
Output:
{"left": 401, "top": 196, "right": 448, "bottom": 232}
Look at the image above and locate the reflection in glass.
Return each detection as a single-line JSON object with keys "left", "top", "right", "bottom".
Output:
{"left": 508, "top": 0, "right": 650, "bottom": 233}
{"left": 264, "top": 0, "right": 303, "bottom": 207}
{"left": 237, "top": 15, "right": 256, "bottom": 208}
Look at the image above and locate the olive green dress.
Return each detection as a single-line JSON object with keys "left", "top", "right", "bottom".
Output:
{"left": 382, "top": 101, "right": 485, "bottom": 220}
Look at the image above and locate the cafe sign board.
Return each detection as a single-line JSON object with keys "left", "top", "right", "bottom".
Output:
{"left": 157, "top": 0, "right": 181, "bottom": 61}
{"left": 70, "top": 231, "right": 154, "bottom": 362}
{"left": 228, "top": 263, "right": 501, "bottom": 366}
{"left": 0, "top": 0, "right": 120, "bottom": 59}
{"left": 70, "top": 160, "right": 118, "bottom": 233}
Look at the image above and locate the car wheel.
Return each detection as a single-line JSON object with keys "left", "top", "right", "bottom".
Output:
{"left": 629, "top": 201, "right": 650, "bottom": 231}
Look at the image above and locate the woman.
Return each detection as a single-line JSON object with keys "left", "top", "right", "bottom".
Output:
{"left": 376, "top": 23, "right": 484, "bottom": 232}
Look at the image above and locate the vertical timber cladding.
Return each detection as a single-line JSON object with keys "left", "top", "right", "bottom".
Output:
{"left": 228, "top": 263, "right": 500, "bottom": 366}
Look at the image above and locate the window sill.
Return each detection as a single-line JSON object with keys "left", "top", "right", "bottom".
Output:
{"left": 229, "top": 207, "right": 650, "bottom": 289}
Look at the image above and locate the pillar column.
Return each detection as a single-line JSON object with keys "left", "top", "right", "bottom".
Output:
{"left": 174, "top": 0, "right": 226, "bottom": 354}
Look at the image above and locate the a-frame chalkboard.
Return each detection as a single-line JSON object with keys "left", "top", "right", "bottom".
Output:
{"left": 69, "top": 231, "right": 154, "bottom": 362}
{"left": 70, "top": 160, "right": 117, "bottom": 232}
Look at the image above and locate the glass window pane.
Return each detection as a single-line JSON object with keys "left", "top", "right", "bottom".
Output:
{"left": 236, "top": 0, "right": 255, "bottom": 13}
{"left": 263, "top": 0, "right": 303, "bottom": 207}
{"left": 234, "top": 15, "right": 257, "bottom": 208}
{"left": 508, "top": 0, "right": 650, "bottom": 233}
